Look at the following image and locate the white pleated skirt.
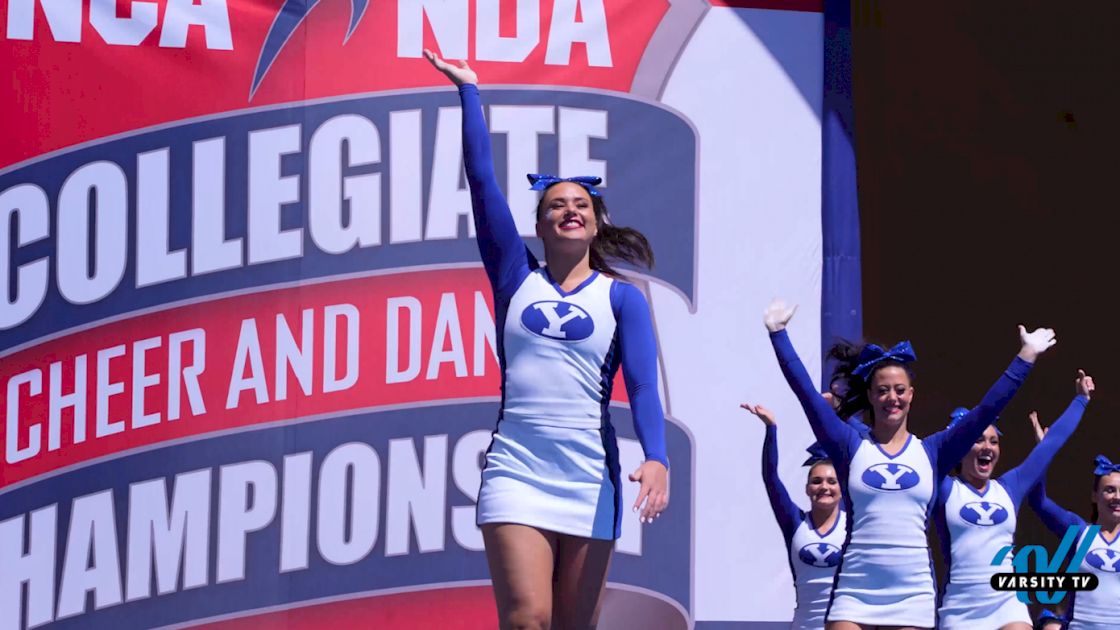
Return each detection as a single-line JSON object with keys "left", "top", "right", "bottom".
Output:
{"left": 476, "top": 420, "right": 621, "bottom": 540}
{"left": 827, "top": 543, "right": 936, "bottom": 628}
{"left": 937, "top": 581, "right": 1031, "bottom": 630}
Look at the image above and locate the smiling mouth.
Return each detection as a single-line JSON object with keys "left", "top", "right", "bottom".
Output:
{"left": 559, "top": 218, "right": 584, "bottom": 229}
{"left": 975, "top": 454, "right": 994, "bottom": 473}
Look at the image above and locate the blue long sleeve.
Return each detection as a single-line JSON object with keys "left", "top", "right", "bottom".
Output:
{"left": 769, "top": 330, "right": 862, "bottom": 464}
{"left": 614, "top": 282, "right": 668, "bottom": 467}
{"left": 1028, "top": 479, "right": 1086, "bottom": 537}
{"left": 924, "top": 357, "right": 1033, "bottom": 479}
{"left": 762, "top": 425, "right": 803, "bottom": 544}
{"left": 1001, "top": 395, "right": 1090, "bottom": 509}
{"left": 459, "top": 84, "right": 533, "bottom": 299}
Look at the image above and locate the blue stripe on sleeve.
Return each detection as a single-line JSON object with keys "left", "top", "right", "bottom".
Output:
{"left": 611, "top": 281, "right": 668, "bottom": 467}
{"left": 459, "top": 84, "right": 532, "bottom": 303}
{"left": 769, "top": 330, "right": 861, "bottom": 465}
{"left": 925, "top": 357, "right": 1033, "bottom": 479}
{"left": 763, "top": 424, "right": 804, "bottom": 545}
{"left": 1001, "top": 395, "right": 1089, "bottom": 510}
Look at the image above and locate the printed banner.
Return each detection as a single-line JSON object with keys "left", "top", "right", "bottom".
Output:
{"left": 2, "top": 1, "right": 824, "bottom": 626}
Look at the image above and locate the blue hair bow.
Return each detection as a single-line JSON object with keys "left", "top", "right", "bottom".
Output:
{"left": 527, "top": 173, "right": 602, "bottom": 197}
{"left": 1036, "top": 609, "right": 1063, "bottom": 627}
{"left": 947, "top": 406, "right": 1001, "bottom": 435}
{"left": 851, "top": 341, "right": 917, "bottom": 380}
{"left": 803, "top": 442, "right": 830, "bottom": 466}
{"left": 1093, "top": 455, "right": 1120, "bottom": 476}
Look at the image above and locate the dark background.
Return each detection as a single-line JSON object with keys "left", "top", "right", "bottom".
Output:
{"left": 851, "top": 0, "right": 1118, "bottom": 606}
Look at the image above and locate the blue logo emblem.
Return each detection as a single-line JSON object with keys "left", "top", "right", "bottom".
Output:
{"left": 962, "top": 501, "right": 1009, "bottom": 526}
{"left": 520, "top": 301, "right": 594, "bottom": 341}
{"left": 1086, "top": 548, "right": 1120, "bottom": 573}
{"left": 861, "top": 463, "right": 920, "bottom": 491}
{"left": 798, "top": 543, "right": 841, "bottom": 568}
{"left": 254, "top": 0, "right": 370, "bottom": 98}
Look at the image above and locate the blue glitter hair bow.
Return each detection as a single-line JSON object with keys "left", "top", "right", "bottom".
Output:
{"left": 1036, "top": 609, "right": 1062, "bottom": 628}
{"left": 851, "top": 341, "right": 917, "bottom": 380}
{"left": 803, "top": 442, "right": 830, "bottom": 466}
{"left": 527, "top": 173, "right": 602, "bottom": 197}
{"left": 1093, "top": 454, "right": 1120, "bottom": 476}
{"left": 947, "top": 406, "right": 1000, "bottom": 435}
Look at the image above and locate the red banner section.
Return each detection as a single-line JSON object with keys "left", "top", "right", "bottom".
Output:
{"left": 1, "top": 267, "right": 631, "bottom": 489}
{"left": 0, "top": 0, "right": 670, "bottom": 169}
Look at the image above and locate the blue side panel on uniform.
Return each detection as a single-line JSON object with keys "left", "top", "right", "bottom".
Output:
{"left": 1031, "top": 481, "right": 1120, "bottom": 628}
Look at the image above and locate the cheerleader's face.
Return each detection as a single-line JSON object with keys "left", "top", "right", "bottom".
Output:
{"left": 1093, "top": 472, "right": 1120, "bottom": 522}
{"left": 806, "top": 462, "right": 841, "bottom": 509}
{"left": 535, "top": 183, "right": 598, "bottom": 251}
{"left": 867, "top": 366, "right": 914, "bottom": 428}
{"left": 961, "top": 425, "right": 1000, "bottom": 483}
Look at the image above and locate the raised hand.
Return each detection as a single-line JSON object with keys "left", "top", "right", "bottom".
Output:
{"left": 1028, "top": 410, "right": 1048, "bottom": 444}
{"left": 1017, "top": 325, "right": 1056, "bottom": 363}
{"left": 764, "top": 299, "right": 798, "bottom": 332}
{"left": 1076, "top": 369, "right": 1095, "bottom": 399}
{"left": 423, "top": 49, "right": 478, "bottom": 86}
{"left": 740, "top": 402, "right": 777, "bottom": 426}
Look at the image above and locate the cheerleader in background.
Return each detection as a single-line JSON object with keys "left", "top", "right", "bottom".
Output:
{"left": 1028, "top": 410, "right": 1120, "bottom": 630}
{"left": 763, "top": 298, "right": 1055, "bottom": 629}
{"left": 742, "top": 402, "right": 847, "bottom": 630}
{"left": 934, "top": 371, "right": 1093, "bottom": 629}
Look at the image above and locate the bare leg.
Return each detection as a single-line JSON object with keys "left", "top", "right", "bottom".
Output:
{"left": 552, "top": 534, "right": 614, "bottom": 629}
{"left": 483, "top": 523, "right": 558, "bottom": 630}
{"left": 828, "top": 622, "right": 875, "bottom": 630}
{"left": 999, "top": 623, "right": 1034, "bottom": 630}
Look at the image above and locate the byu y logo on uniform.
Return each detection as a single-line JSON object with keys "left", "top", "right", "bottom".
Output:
{"left": 521, "top": 301, "right": 595, "bottom": 341}
{"left": 1086, "top": 549, "right": 1120, "bottom": 572}
{"left": 798, "top": 543, "right": 842, "bottom": 568}
{"left": 861, "top": 463, "right": 920, "bottom": 491}
{"left": 962, "top": 501, "right": 1009, "bottom": 526}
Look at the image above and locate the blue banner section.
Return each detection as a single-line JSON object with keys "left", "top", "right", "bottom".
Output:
{"left": 0, "top": 403, "right": 691, "bottom": 629}
{"left": 1, "top": 90, "right": 697, "bottom": 349}
{"left": 821, "top": 0, "right": 862, "bottom": 372}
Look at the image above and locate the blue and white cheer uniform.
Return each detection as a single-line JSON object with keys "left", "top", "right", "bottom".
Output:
{"left": 459, "top": 84, "right": 668, "bottom": 540}
{"left": 762, "top": 425, "right": 848, "bottom": 630}
{"left": 935, "top": 396, "right": 1089, "bottom": 629}
{"left": 770, "top": 329, "right": 1033, "bottom": 627}
{"left": 1030, "top": 478, "right": 1120, "bottom": 630}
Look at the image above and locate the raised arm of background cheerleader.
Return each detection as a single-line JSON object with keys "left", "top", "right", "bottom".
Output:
{"left": 613, "top": 282, "right": 669, "bottom": 524}
{"left": 1002, "top": 371, "right": 1094, "bottom": 509}
{"left": 743, "top": 404, "right": 801, "bottom": 544}
{"left": 425, "top": 51, "right": 531, "bottom": 298}
{"left": 1026, "top": 412, "right": 1087, "bottom": 535}
{"left": 928, "top": 325, "right": 1054, "bottom": 478}
{"left": 764, "top": 299, "right": 861, "bottom": 465}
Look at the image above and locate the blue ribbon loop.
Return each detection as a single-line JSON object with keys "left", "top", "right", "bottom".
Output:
{"left": 527, "top": 173, "right": 602, "bottom": 197}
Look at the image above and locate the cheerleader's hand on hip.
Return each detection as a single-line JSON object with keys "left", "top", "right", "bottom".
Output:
{"left": 630, "top": 461, "right": 668, "bottom": 524}
{"left": 1017, "top": 325, "right": 1056, "bottom": 363}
